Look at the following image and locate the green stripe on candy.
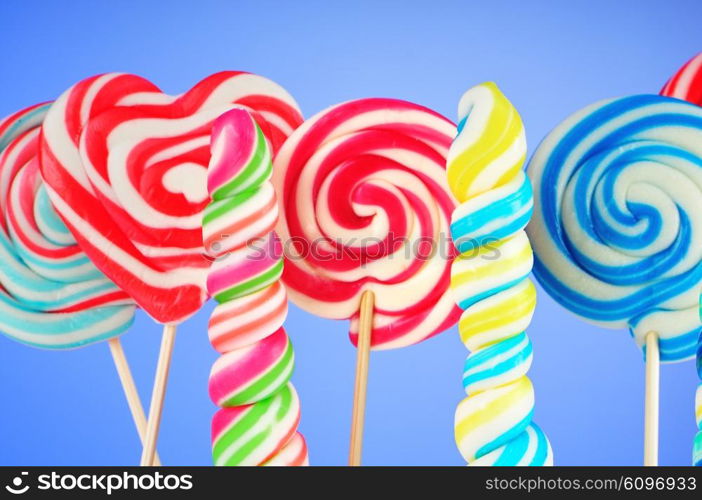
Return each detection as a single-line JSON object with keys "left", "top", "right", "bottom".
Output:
{"left": 275, "top": 382, "right": 293, "bottom": 420}
{"left": 203, "top": 187, "right": 260, "bottom": 226}
{"left": 212, "top": 124, "right": 272, "bottom": 200}
{"left": 214, "top": 259, "right": 283, "bottom": 303}
{"left": 222, "top": 338, "right": 294, "bottom": 406}
{"left": 213, "top": 384, "right": 294, "bottom": 466}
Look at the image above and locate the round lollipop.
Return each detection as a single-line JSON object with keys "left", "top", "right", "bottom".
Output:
{"left": 0, "top": 103, "right": 160, "bottom": 460}
{"left": 447, "top": 83, "right": 552, "bottom": 465}
{"left": 273, "top": 97, "right": 461, "bottom": 464}
{"left": 39, "top": 71, "right": 303, "bottom": 465}
{"left": 661, "top": 51, "right": 702, "bottom": 467}
{"left": 527, "top": 94, "right": 702, "bottom": 465}
{"left": 205, "top": 108, "right": 307, "bottom": 466}
{"left": 661, "top": 52, "right": 702, "bottom": 106}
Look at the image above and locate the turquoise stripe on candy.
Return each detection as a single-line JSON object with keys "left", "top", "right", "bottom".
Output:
{"left": 528, "top": 424, "right": 551, "bottom": 466}
{"left": 0, "top": 103, "right": 51, "bottom": 151}
{"left": 0, "top": 102, "right": 135, "bottom": 349}
{"left": 456, "top": 273, "right": 530, "bottom": 310}
{"left": 479, "top": 424, "right": 550, "bottom": 466}
{"left": 492, "top": 429, "right": 530, "bottom": 465}
{"left": 463, "top": 332, "right": 532, "bottom": 393}
{"left": 35, "top": 186, "right": 75, "bottom": 240}
{"left": 475, "top": 409, "right": 533, "bottom": 460}
{"left": 0, "top": 292, "right": 134, "bottom": 348}
{"left": 451, "top": 176, "right": 533, "bottom": 254}
{"left": 13, "top": 241, "right": 96, "bottom": 273}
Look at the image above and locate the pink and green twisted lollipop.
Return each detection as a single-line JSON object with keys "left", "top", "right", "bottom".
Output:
{"left": 205, "top": 108, "right": 307, "bottom": 466}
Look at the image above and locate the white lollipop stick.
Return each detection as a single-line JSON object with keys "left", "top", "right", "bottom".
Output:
{"left": 140, "top": 324, "right": 177, "bottom": 466}
{"left": 644, "top": 331, "right": 660, "bottom": 466}
{"left": 108, "top": 337, "right": 161, "bottom": 465}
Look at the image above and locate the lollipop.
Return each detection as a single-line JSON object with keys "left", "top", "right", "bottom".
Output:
{"left": 206, "top": 109, "right": 306, "bottom": 466}
{"left": 662, "top": 52, "right": 702, "bottom": 467}
{"left": 527, "top": 94, "right": 702, "bottom": 465}
{"left": 0, "top": 103, "right": 163, "bottom": 460}
{"left": 661, "top": 53, "right": 702, "bottom": 106}
{"left": 39, "top": 71, "right": 303, "bottom": 465}
{"left": 273, "top": 97, "right": 461, "bottom": 463}
{"left": 447, "top": 83, "right": 552, "bottom": 466}
{"left": 40, "top": 71, "right": 301, "bottom": 324}
{"left": 0, "top": 103, "right": 134, "bottom": 344}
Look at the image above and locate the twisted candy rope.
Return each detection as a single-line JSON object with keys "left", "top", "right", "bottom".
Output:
{"left": 448, "top": 83, "right": 552, "bottom": 466}
{"left": 206, "top": 109, "right": 307, "bottom": 466}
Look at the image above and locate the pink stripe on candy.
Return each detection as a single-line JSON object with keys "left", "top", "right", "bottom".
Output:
{"left": 207, "top": 234, "right": 282, "bottom": 295}
{"left": 208, "top": 327, "right": 288, "bottom": 406}
{"left": 208, "top": 109, "right": 257, "bottom": 195}
{"left": 211, "top": 404, "right": 248, "bottom": 443}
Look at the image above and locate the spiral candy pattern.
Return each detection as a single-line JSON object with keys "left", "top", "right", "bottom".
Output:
{"left": 448, "top": 83, "right": 552, "bottom": 466}
{"left": 0, "top": 103, "right": 134, "bottom": 348}
{"left": 206, "top": 108, "right": 307, "bottom": 466}
{"left": 273, "top": 98, "right": 461, "bottom": 349}
{"left": 40, "top": 72, "right": 303, "bottom": 324}
{"left": 661, "top": 53, "right": 702, "bottom": 106}
{"left": 527, "top": 95, "right": 702, "bottom": 363}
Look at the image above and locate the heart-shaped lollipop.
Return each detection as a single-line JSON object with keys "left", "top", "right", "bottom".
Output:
{"left": 40, "top": 72, "right": 303, "bottom": 324}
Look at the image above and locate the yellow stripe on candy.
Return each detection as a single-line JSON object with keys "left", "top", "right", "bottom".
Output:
{"left": 454, "top": 376, "right": 534, "bottom": 461}
{"left": 458, "top": 279, "right": 536, "bottom": 351}
{"left": 447, "top": 83, "right": 526, "bottom": 203}
{"left": 449, "top": 82, "right": 550, "bottom": 465}
{"left": 450, "top": 234, "right": 532, "bottom": 289}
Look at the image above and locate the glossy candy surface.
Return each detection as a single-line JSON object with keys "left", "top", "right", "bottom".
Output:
{"left": 448, "top": 83, "right": 552, "bottom": 466}
{"left": 0, "top": 103, "right": 134, "bottom": 348}
{"left": 527, "top": 95, "right": 702, "bottom": 363}
{"left": 205, "top": 109, "right": 306, "bottom": 466}
{"left": 40, "top": 72, "right": 302, "bottom": 324}
{"left": 273, "top": 98, "right": 462, "bottom": 349}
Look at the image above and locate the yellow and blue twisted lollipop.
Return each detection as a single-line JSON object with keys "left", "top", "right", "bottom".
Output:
{"left": 448, "top": 83, "right": 552, "bottom": 466}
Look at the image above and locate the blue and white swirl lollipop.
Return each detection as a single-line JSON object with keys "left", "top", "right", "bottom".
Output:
{"left": 527, "top": 95, "right": 702, "bottom": 363}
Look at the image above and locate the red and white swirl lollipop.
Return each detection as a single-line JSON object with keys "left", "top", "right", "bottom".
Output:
{"left": 273, "top": 98, "right": 461, "bottom": 463}
{"left": 662, "top": 52, "right": 702, "bottom": 106}
{"left": 40, "top": 72, "right": 301, "bottom": 324}
{"left": 39, "top": 71, "right": 303, "bottom": 464}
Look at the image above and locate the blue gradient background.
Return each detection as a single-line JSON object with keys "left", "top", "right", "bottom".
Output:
{"left": 0, "top": 0, "right": 700, "bottom": 466}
